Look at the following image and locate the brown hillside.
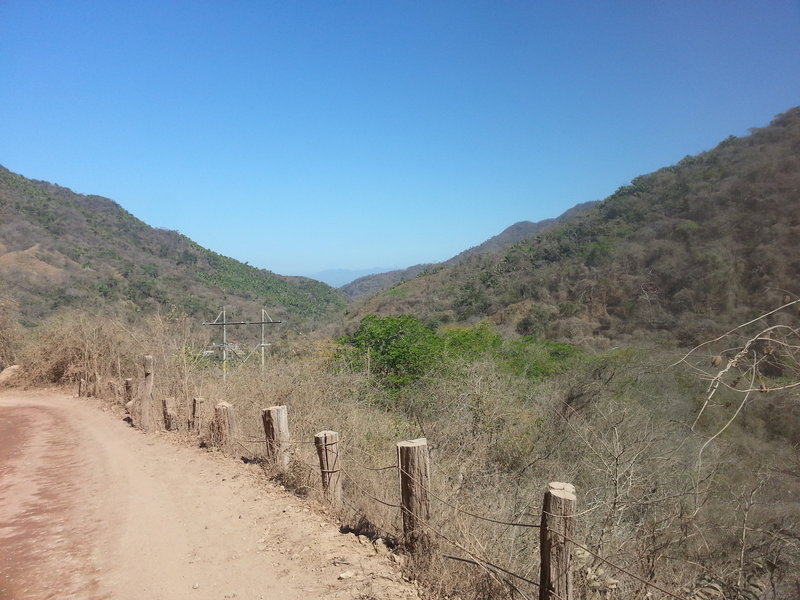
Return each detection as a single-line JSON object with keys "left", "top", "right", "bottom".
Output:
{"left": 340, "top": 201, "right": 596, "bottom": 299}
{"left": 346, "top": 107, "right": 800, "bottom": 347}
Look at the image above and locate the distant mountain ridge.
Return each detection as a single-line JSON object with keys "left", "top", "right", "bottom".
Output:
{"left": 340, "top": 201, "right": 596, "bottom": 298}
{"left": 309, "top": 267, "right": 395, "bottom": 288}
{"left": 0, "top": 166, "right": 346, "bottom": 325}
{"left": 449, "top": 201, "right": 598, "bottom": 262}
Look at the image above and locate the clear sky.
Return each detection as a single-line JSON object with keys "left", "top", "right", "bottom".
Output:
{"left": 1, "top": 1, "right": 799, "bottom": 278}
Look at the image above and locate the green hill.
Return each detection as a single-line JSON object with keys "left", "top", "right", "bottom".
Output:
{"left": 0, "top": 167, "right": 347, "bottom": 325}
{"left": 348, "top": 107, "right": 800, "bottom": 347}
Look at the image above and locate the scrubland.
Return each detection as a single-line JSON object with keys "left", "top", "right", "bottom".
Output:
{"left": 4, "top": 306, "right": 798, "bottom": 600}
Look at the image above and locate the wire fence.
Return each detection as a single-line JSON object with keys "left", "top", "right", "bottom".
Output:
{"left": 179, "top": 397, "right": 701, "bottom": 600}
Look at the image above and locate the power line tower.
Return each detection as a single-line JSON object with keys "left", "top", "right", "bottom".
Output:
{"left": 202, "top": 307, "right": 282, "bottom": 380}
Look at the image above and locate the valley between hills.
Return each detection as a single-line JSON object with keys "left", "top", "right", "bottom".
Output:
{"left": 1, "top": 107, "right": 799, "bottom": 599}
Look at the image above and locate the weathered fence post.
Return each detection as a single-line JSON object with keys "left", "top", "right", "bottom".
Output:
{"left": 124, "top": 378, "right": 133, "bottom": 404}
{"left": 262, "top": 405, "right": 291, "bottom": 470}
{"left": 314, "top": 430, "right": 342, "bottom": 508}
{"left": 189, "top": 397, "right": 205, "bottom": 432}
{"left": 539, "top": 481, "right": 576, "bottom": 600}
{"left": 397, "top": 438, "right": 431, "bottom": 553}
{"left": 162, "top": 397, "right": 178, "bottom": 431}
{"left": 78, "top": 378, "right": 86, "bottom": 397}
{"left": 139, "top": 354, "right": 160, "bottom": 432}
{"left": 212, "top": 401, "right": 236, "bottom": 453}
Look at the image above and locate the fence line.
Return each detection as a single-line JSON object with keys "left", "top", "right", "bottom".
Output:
{"left": 442, "top": 554, "right": 549, "bottom": 600}
{"left": 398, "top": 461, "right": 542, "bottom": 530}
{"left": 302, "top": 432, "right": 691, "bottom": 600}
{"left": 341, "top": 440, "right": 396, "bottom": 461}
{"left": 403, "top": 501, "right": 558, "bottom": 600}
{"left": 128, "top": 354, "right": 699, "bottom": 600}
{"left": 350, "top": 462, "right": 398, "bottom": 472}
{"left": 341, "top": 468, "right": 402, "bottom": 509}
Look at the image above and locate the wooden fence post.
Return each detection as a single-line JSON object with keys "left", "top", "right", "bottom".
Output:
{"left": 314, "top": 431, "right": 342, "bottom": 508}
{"left": 124, "top": 378, "right": 133, "bottom": 404}
{"left": 138, "top": 354, "right": 160, "bottom": 432}
{"left": 262, "top": 405, "right": 291, "bottom": 470}
{"left": 189, "top": 397, "right": 205, "bottom": 432}
{"left": 78, "top": 378, "right": 86, "bottom": 397}
{"left": 539, "top": 481, "right": 576, "bottom": 600}
{"left": 162, "top": 397, "right": 178, "bottom": 431}
{"left": 397, "top": 438, "right": 431, "bottom": 553}
{"left": 212, "top": 401, "right": 236, "bottom": 453}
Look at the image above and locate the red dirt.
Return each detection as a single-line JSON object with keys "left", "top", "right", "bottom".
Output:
{"left": 0, "top": 390, "right": 420, "bottom": 600}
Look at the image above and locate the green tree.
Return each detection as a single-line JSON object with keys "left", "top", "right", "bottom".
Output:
{"left": 346, "top": 314, "right": 443, "bottom": 388}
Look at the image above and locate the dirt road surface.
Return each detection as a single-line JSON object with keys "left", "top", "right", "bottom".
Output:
{"left": 0, "top": 390, "right": 420, "bottom": 600}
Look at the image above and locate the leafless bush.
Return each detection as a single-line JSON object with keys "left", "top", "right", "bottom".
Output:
{"left": 0, "top": 300, "right": 21, "bottom": 370}
{"left": 19, "top": 311, "right": 135, "bottom": 387}
{"left": 672, "top": 297, "right": 800, "bottom": 598}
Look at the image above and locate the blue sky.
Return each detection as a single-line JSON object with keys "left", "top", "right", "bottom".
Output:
{"left": 1, "top": 1, "right": 799, "bottom": 279}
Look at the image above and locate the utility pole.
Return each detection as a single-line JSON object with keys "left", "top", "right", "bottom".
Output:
{"left": 222, "top": 308, "right": 227, "bottom": 381}
{"left": 203, "top": 308, "right": 281, "bottom": 380}
{"left": 261, "top": 308, "right": 271, "bottom": 372}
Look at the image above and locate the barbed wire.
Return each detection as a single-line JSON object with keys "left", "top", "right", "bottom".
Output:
{"left": 396, "top": 462, "right": 697, "bottom": 600}
{"left": 406, "top": 507, "right": 560, "bottom": 600}
{"left": 442, "top": 554, "right": 537, "bottom": 600}
{"left": 338, "top": 441, "right": 397, "bottom": 471}
{"left": 259, "top": 435, "right": 545, "bottom": 529}
{"left": 360, "top": 464, "right": 398, "bottom": 472}
{"left": 341, "top": 468, "right": 402, "bottom": 509}
{"left": 340, "top": 440, "right": 387, "bottom": 459}
{"left": 397, "top": 463, "right": 542, "bottom": 529}
{"left": 552, "top": 528, "right": 690, "bottom": 600}
{"left": 224, "top": 427, "right": 694, "bottom": 600}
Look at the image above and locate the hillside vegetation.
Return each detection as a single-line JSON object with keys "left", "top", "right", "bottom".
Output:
{"left": 341, "top": 201, "right": 596, "bottom": 298}
{"left": 10, "top": 301, "right": 799, "bottom": 599}
{"left": 0, "top": 166, "right": 346, "bottom": 325}
{"left": 349, "top": 107, "right": 800, "bottom": 348}
{"left": 2, "top": 108, "right": 799, "bottom": 599}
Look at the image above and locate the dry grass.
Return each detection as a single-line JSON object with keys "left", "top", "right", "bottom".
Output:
{"left": 0, "top": 305, "right": 21, "bottom": 370}
{"left": 11, "top": 311, "right": 800, "bottom": 599}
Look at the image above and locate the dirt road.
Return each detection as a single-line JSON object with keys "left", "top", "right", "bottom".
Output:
{"left": 0, "top": 390, "right": 419, "bottom": 600}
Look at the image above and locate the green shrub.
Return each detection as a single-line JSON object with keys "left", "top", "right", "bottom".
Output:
{"left": 441, "top": 321, "right": 503, "bottom": 359}
{"left": 499, "top": 336, "right": 581, "bottom": 380}
{"left": 341, "top": 314, "right": 443, "bottom": 389}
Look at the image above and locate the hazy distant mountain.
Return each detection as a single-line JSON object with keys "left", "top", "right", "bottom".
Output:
{"left": 0, "top": 166, "right": 347, "bottom": 325}
{"left": 340, "top": 201, "right": 596, "bottom": 299}
{"left": 308, "top": 267, "right": 395, "bottom": 288}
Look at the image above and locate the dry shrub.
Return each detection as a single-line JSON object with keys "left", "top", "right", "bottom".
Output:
{"left": 19, "top": 311, "right": 136, "bottom": 386}
{"left": 0, "top": 306, "right": 21, "bottom": 370}
{"left": 16, "top": 310, "right": 799, "bottom": 599}
{"left": 17, "top": 310, "right": 209, "bottom": 403}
